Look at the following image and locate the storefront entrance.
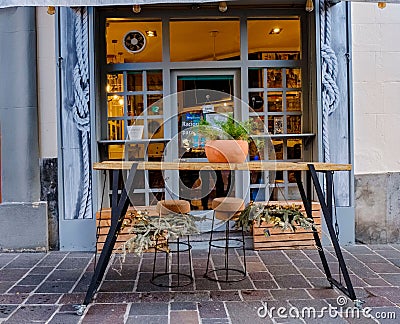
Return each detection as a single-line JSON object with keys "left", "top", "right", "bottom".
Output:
{"left": 60, "top": 5, "right": 312, "bottom": 250}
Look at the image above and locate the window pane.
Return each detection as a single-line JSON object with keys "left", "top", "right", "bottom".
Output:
{"left": 267, "top": 69, "right": 282, "bottom": 88}
{"left": 107, "top": 73, "right": 123, "bottom": 92}
{"left": 127, "top": 72, "right": 143, "bottom": 92}
{"left": 149, "top": 171, "right": 165, "bottom": 188}
{"left": 150, "top": 192, "right": 165, "bottom": 205}
{"left": 108, "top": 144, "right": 124, "bottom": 160}
{"left": 250, "top": 171, "right": 263, "bottom": 185}
{"left": 250, "top": 115, "right": 265, "bottom": 134}
{"left": 250, "top": 188, "right": 266, "bottom": 202}
{"left": 148, "top": 119, "right": 163, "bottom": 138}
{"left": 170, "top": 19, "right": 240, "bottom": 62}
{"left": 132, "top": 170, "right": 145, "bottom": 188}
{"left": 108, "top": 119, "right": 124, "bottom": 140}
{"left": 130, "top": 193, "right": 145, "bottom": 206}
{"left": 287, "top": 139, "right": 302, "bottom": 159}
{"left": 148, "top": 143, "right": 165, "bottom": 160}
{"left": 287, "top": 186, "right": 301, "bottom": 200}
{"left": 273, "top": 116, "right": 284, "bottom": 134}
{"left": 148, "top": 95, "right": 163, "bottom": 115}
{"left": 248, "top": 18, "right": 301, "bottom": 60}
{"left": 268, "top": 92, "right": 282, "bottom": 112}
{"left": 286, "top": 68, "right": 302, "bottom": 88}
{"left": 147, "top": 70, "right": 163, "bottom": 91}
{"left": 248, "top": 68, "right": 263, "bottom": 88}
{"left": 127, "top": 95, "right": 143, "bottom": 117}
{"left": 273, "top": 140, "right": 283, "bottom": 160}
{"left": 126, "top": 143, "right": 145, "bottom": 160}
{"left": 108, "top": 96, "right": 124, "bottom": 117}
{"left": 287, "top": 115, "right": 301, "bottom": 134}
{"left": 287, "top": 91, "right": 302, "bottom": 112}
{"left": 249, "top": 92, "right": 264, "bottom": 112}
{"left": 106, "top": 19, "right": 162, "bottom": 63}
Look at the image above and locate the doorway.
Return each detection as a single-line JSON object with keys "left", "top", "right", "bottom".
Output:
{"left": 167, "top": 70, "right": 243, "bottom": 210}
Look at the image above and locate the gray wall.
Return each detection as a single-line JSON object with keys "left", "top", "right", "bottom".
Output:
{"left": 355, "top": 172, "right": 400, "bottom": 244}
{"left": 0, "top": 7, "right": 41, "bottom": 202}
{"left": 0, "top": 7, "right": 48, "bottom": 251}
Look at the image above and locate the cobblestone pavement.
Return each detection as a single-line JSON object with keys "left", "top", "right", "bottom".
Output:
{"left": 0, "top": 245, "right": 400, "bottom": 323}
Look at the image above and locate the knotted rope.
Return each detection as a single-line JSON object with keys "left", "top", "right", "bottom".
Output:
{"left": 72, "top": 7, "right": 91, "bottom": 219}
{"left": 320, "top": 0, "right": 340, "bottom": 162}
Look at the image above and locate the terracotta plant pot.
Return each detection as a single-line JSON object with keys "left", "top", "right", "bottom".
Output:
{"left": 205, "top": 140, "right": 249, "bottom": 163}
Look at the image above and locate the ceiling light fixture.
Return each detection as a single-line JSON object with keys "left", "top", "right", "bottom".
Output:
{"left": 219, "top": 1, "right": 228, "bottom": 13}
{"left": 132, "top": 4, "right": 141, "bottom": 14}
{"left": 145, "top": 30, "right": 157, "bottom": 37}
{"left": 305, "top": 0, "right": 314, "bottom": 12}
{"left": 47, "top": 6, "right": 55, "bottom": 15}
{"left": 269, "top": 28, "right": 283, "bottom": 35}
{"left": 378, "top": 2, "right": 386, "bottom": 9}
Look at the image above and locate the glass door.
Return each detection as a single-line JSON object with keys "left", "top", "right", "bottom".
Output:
{"left": 169, "top": 70, "right": 240, "bottom": 211}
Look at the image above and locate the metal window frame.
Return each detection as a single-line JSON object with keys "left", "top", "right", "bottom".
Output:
{"left": 95, "top": 6, "right": 315, "bottom": 208}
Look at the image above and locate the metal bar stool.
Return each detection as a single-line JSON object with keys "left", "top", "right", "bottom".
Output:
{"left": 204, "top": 197, "right": 246, "bottom": 282}
{"left": 151, "top": 199, "right": 193, "bottom": 288}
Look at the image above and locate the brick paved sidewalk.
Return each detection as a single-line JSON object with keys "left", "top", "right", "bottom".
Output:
{"left": 0, "top": 245, "right": 400, "bottom": 323}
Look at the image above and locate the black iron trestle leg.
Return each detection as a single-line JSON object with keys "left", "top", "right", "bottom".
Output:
{"left": 306, "top": 164, "right": 359, "bottom": 305}
{"left": 295, "top": 171, "right": 332, "bottom": 283}
{"left": 77, "top": 164, "right": 138, "bottom": 315}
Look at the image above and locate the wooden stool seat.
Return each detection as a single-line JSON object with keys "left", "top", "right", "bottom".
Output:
{"left": 156, "top": 200, "right": 191, "bottom": 215}
{"left": 211, "top": 197, "right": 245, "bottom": 220}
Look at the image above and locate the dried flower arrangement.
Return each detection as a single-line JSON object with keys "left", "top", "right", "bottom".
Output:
{"left": 117, "top": 210, "right": 203, "bottom": 260}
{"left": 235, "top": 202, "right": 316, "bottom": 234}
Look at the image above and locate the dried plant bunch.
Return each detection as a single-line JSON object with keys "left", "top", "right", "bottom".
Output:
{"left": 236, "top": 202, "right": 316, "bottom": 233}
{"left": 117, "top": 210, "right": 203, "bottom": 260}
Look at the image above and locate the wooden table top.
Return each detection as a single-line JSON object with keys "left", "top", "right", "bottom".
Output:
{"left": 93, "top": 161, "right": 352, "bottom": 172}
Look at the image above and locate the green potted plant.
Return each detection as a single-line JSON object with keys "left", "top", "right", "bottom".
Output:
{"left": 194, "top": 113, "right": 252, "bottom": 163}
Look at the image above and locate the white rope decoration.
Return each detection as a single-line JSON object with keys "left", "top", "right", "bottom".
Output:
{"left": 72, "top": 7, "right": 91, "bottom": 219}
{"left": 320, "top": 0, "right": 340, "bottom": 163}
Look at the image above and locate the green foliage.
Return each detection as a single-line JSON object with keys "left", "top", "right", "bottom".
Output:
{"left": 195, "top": 113, "right": 251, "bottom": 142}
{"left": 236, "top": 202, "right": 316, "bottom": 233}
{"left": 217, "top": 116, "right": 251, "bottom": 141}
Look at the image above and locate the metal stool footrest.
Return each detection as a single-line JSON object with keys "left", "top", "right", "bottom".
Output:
{"left": 204, "top": 268, "right": 246, "bottom": 283}
{"left": 204, "top": 212, "right": 247, "bottom": 283}
{"left": 151, "top": 236, "right": 193, "bottom": 288}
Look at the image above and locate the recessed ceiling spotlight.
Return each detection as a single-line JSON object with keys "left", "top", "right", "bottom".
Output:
{"left": 47, "top": 6, "right": 55, "bottom": 15}
{"left": 146, "top": 30, "right": 157, "bottom": 37}
{"left": 219, "top": 1, "right": 228, "bottom": 13}
{"left": 269, "top": 28, "right": 283, "bottom": 35}
{"left": 378, "top": 2, "right": 386, "bottom": 9}
{"left": 132, "top": 4, "right": 141, "bottom": 14}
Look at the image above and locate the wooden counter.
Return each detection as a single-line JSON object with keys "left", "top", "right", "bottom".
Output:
{"left": 93, "top": 161, "right": 352, "bottom": 172}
